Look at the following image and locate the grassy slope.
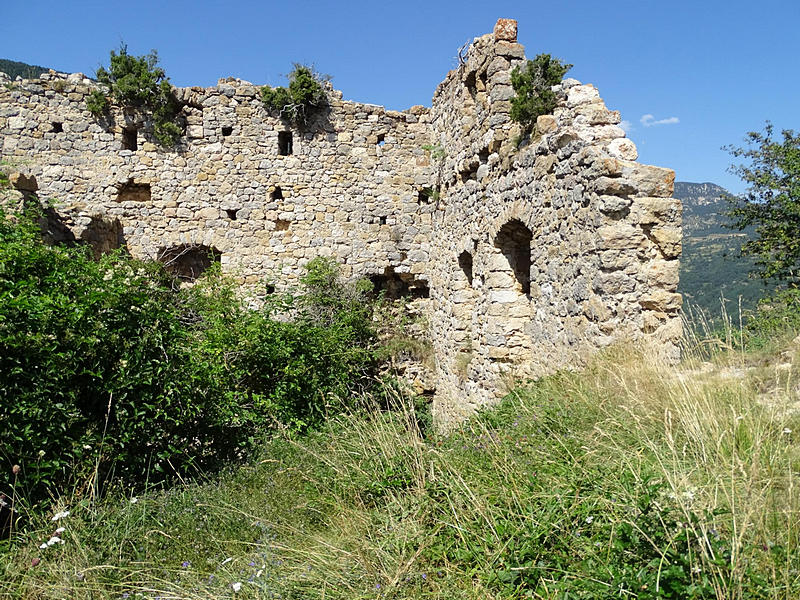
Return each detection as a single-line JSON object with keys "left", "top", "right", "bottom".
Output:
{"left": 2, "top": 339, "right": 799, "bottom": 599}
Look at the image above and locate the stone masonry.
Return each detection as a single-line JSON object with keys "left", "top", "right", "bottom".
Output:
{"left": 0, "top": 19, "right": 681, "bottom": 425}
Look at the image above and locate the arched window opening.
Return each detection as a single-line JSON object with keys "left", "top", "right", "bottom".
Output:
{"left": 494, "top": 219, "right": 532, "bottom": 297}
{"left": 158, "top": 244, "right": 220, "bottom": 282}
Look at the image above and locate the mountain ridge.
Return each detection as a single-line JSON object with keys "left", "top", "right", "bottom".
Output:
{"left": 675, "top": 180, "right": 770, "bottom": 319}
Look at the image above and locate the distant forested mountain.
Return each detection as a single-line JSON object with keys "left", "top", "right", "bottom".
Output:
{"left": 0, "top": 58, "right": 49, "bottom": 79}
{"left": 676, "top": 181, "right": 772, "bottom": 321}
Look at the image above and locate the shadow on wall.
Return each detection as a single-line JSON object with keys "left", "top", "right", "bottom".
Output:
{"left": 40, "top": 208, "right": 127, "bottom": 259}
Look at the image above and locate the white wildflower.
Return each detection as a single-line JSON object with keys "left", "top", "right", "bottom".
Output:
{"left": 39, "top": 543, "right": 48, "bottom": 549}
{"left": 783, "top": 428, "right": 792, "bottom": 435}
{"left": 231, "top": 582, "right": 242, "bottom": 592}
{"left": 585, "top": 516, "right": 594, "bottom": 524}
{"left": 51, "top": 510, "right": 70, "bottom": 521}
{"left": 46, "top": 536, "right": 63, "bottom": 546}
{"left": 130, "top": 497, "right": 138, "bottom": 504}
{"left": 55, "top": 527, "right": 65, "bottom": 533}
{"left": 220, "top": 557, "right": 233, "bottom": 566}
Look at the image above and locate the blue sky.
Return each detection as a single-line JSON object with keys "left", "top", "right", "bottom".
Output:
{"left": 2, "top": 0, "right": 799, "bottom": 193}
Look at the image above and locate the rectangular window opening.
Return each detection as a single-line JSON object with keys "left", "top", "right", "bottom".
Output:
{"left": 278, "top": 131, "right": 293, "bottom": 155}
{"left": 222, "top": 126, "right": 233, "bottom": 137}
{"left": 376, "top": 133, "right": 385, "bottom": 147}
{"left": 51, "top": 122, "right": 63, "bottom": 133}
{"left": 122, "top": 127, "right": 138, "bottom": 151}
{"left": 225, "top": 209, "right": 238, "bottom": 220}
{"left": 270, "top": 186, "right": 283, "bottom": 200}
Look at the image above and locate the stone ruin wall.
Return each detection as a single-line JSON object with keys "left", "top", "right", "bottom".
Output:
{"left": 425, "top": 21, "right": 681, "bottom": 421}
{"left": 0, "top": 71, "right": 437, "bottom": 291}
{"left": 0, "top": 19, "right": 682, "bottom": 425}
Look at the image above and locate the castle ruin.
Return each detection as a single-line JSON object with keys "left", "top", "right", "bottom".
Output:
{"left": 0, "top": 19, "right": 682, "bottom": 424}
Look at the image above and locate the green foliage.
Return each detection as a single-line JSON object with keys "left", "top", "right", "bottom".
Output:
{"left": 261, "top": 64, "right": 328, "bottom": 128}
{"left": 744, "top": 287, "right": 800, "bottom": 340}
{"left": 85, "top": 89, "right": 109, "bottom": 116}
{"left": 725, "top": 123, "right": 800, "bottom": 284}
{"left": 4, "top": 346, "right": 798, "bottom": 599}
{"left": 0, "top": 58, "right": 48, "bottom": 80}
{"left": 421, "top": 143, "right": 446, "bottom": 161}
{"left": 93, "top": 45, "right": 182, "bottom": 146}
{"left": 510, "top": 53, "right": 572, "bottom": 133}
{"left": 0, "top": 208, "right": 377, "bottom": 511}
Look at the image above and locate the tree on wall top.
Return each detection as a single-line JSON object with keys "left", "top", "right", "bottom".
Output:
{"left": 725, "top": 122, "right": 800, "bottom": 285}
{"left": 510, "top": 54, "right": 572, "bottom": 134}
{"left": 86, "top": 45, "right": 182, "bottom": 147}
{"left": 261, "top": 64, "right": 329, "bottom": 129}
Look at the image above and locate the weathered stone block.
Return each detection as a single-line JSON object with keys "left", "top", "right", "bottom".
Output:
{"left": 598, "top": 224, "right": 646, "bottom": 250}
{"left": 639, "top": 291, "right": 682, "bottom": 312}
{"left": 649, "top": 227, "right": 681, "bottom": 259}
{"left": 493, "top": 18, "right": 518, "bottom": 42}
{"left": 620, "top": 162, "right": 675, "bottom": 197}
{"left": 606, "top": 138, "right": 637, "bottom": 160}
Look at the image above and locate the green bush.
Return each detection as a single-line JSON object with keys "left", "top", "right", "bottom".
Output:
{"left": 92, "top": 45, "right": 182, "bottom": 146}
{"left": 85, "top": 89, "right": 109, "bottom": 116}
{"left": 261, "top": 64, "right": 328, "bottom": 128}
{"left": 744, "top": 286, "right": 800, "bottom": 341}
{"left": 0, "top": 208, "right": 377, "bottom": 511}
{"left": 510, "top": 53, "right": 572, "bottom": 134}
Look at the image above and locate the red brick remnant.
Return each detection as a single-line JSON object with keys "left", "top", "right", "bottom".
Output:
{"left": 493, "top": 18, "right": 518, "bottom": 42}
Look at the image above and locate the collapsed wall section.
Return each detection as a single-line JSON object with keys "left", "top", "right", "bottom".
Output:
{"left": 427, "top": 21, "right": 681, "bottom": 424}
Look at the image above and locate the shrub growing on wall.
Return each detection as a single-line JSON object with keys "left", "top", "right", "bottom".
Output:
{"left": 510, "top": 53, "right": 572, "bottom": 134}
{"left": 89, "top": 45, "right": 182, "bottom": 146}
{"left": 261, "top": 64, "right": 328, "bottom": 128}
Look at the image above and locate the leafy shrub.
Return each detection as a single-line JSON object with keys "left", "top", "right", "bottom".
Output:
{"left": 0, "top": 208, "right": 377, "bottom": 511}
{"left": 510, "top": 53, "right": 572, "bottom": 134}
{"left": 744, "top": 286, "right": 800, "bottom": 341}
{"left": 85, "top": 89, "right": 109, "bottom": 116}
{"left": 92, "top": 45, "right": 182, "bottom": 146}
{"left": 261, "top": 64, "right": 328, "bottom": 128}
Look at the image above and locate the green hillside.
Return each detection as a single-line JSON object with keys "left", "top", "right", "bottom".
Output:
{"left": 675, "top": 181, "right": 772, "bottom": 320}
{"left": 0, "top": 58, "right": 49, "bottom": 80}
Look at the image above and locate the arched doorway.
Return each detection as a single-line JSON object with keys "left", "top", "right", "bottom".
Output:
{"left": 485, "top": 219, "right": 534, "bottom": 369}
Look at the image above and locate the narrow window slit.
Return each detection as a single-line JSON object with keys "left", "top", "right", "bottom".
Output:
{"left": 459, "top": 251, "right": 474, "bottom": 285}
{"left": 278, "top": 131, "right": 292, "bottom": 155}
